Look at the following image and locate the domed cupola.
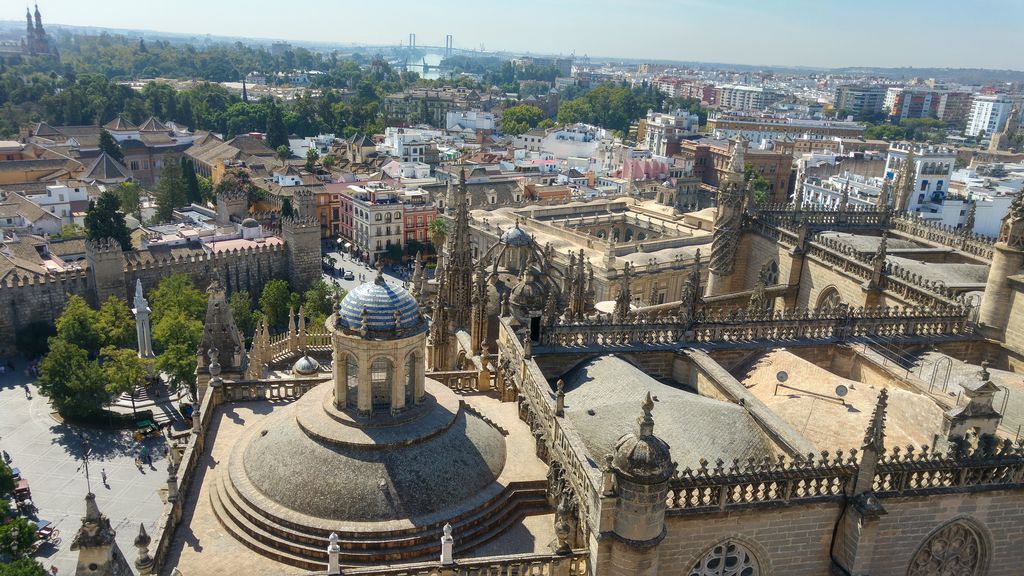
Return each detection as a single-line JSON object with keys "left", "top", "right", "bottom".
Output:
{"left": 500, "top": 221, "right": 533, "bottom": 247}
{"left": 613, "top": 392, "right": 675, "bottom": 483}
{"left": 509, "top": 250, "right": 548, "bottom": 317}
{"left": 291, "top": 353, "right": 321, "bottom": 376}
{"left": 336, "top": 267, "right": 425, "bottom": 339}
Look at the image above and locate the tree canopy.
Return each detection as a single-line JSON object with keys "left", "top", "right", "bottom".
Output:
{"left": 98, "top": 128, "right": 124, "bottom": 162}
{"left": 36, "top": 338, "right": 107, "bottom": 418}
{"left": 154, "top": 156, "right": 187, "bottom": 222}
{"left": 501, "top": 104, "right": 547, "bottom": 136}
{"left": 84, "top": 191, "right": 132, "bottom": 251}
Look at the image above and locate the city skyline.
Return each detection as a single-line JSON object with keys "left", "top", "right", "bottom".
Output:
{"left": 3, "top": 0, "right": 1024, "bottom": 71}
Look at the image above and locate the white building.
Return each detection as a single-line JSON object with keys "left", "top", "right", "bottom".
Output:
{"left": 642, "top": 109, "right": 699, "bottom": 156}
{"left": 24, "top": 183, "right": 92, "bottom": 225}
{"left": 715, "top": 85, "right": 782, "bottom": 111}
{"left": 539, "top": 124, "right": 608, "bottom": 160}
{"left": 446, "top": 110, "right": 495, "bottom": 132}
{"left": 966, "top": 94, "right": 1018, "bottom": 138}
{"left": 885, "top": 143, "right": 956, "bottom": 213}
{"left": 349, "top": 182, "right": 405, "bottom": 265}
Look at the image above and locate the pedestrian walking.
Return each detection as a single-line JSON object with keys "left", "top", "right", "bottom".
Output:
{"left": 101, "top": 468, "right": 108, "bottom": 486}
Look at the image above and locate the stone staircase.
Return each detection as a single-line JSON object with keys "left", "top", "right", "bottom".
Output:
{"left": 210, "top": 467, "right": 551, "bottom": 571}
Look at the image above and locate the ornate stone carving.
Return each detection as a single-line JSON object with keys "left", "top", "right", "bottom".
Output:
{"left": 907, "top": 521, "right": 985, "bottom": 576}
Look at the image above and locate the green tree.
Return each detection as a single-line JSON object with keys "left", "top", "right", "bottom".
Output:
{"left": 743, "top": 163, "right": 772, "bottom": 206}
{"left": 0, "top": 518, "right": 39, "bottom": 560}
{"left": 181, "top": 157, "right": 203, "bottom": 205}
{"left": 197, "top": 175, "right": 214, "bottom": 202}
{"left": 96, "top": 296, "right": 137, "bottom": 350}
{"left": 84, "top": 191, "right": 132, "bottom": 251}
{"left": 55, "top": 295, "right": 100, "bottom": 355}
{"left": 259, "top": 279, "right": 293, "bottom": 328}
{"left": 322, "top": 154, "right": 336, "bottom": 171}
{"left": 427, "top": 217, "right": 448, "bottom": 250}
{"left": 153, "top": 311, "right": 203, "bottom": 389}
{"left": 150, "top": 273, "right": 207, "bottom": 324}
{"left": 303, "top": 280, "right": 333, "bottom": 326}
{"left": 55, "top": 223, "right": 87, "bottom": 238}
{"left": 154, "top": 156, "right": 188, "bottom": 222}
{"left": 281, "top": 197, "right": 295, "bottom": 218}
{"left": 114, "top": 181, "right": 142, "bottom": 220}
{"left": 229, "top": 290, "right": 257, "bottom": 337}
{"left": 36, "top": 338, "right": 108, "bottom": 418}
{"left": 98, "top": 128, "right": 124, "bottom": 163}
{"left": 305, "top": 147, "right": 320, "bottom": 172}
{"left": 0, "top": 460, "right": 14, "bottom": 495}
{"left": 0, "top": 557, "right": 48, "bottom": 576}
{"left": 276, "top": 144, "right": 292, "bottom": 161}
{"left": 556, "top": 98, "right": 594, "bottom": 125}
{"left": 100, "top": 346, "right": 152, "bottom": 419}
{"left": 501, "top": 104, "right": 547, "bottom": 135}
{"left": 266, "top": 100, "right": 289, "bottom": 149}
{"left": 14, "top": 321, "right": 55, "bottom": 358}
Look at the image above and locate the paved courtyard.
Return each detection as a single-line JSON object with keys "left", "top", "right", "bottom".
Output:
{"left": 0, "top": 357, "right": 168, "bottom": 575}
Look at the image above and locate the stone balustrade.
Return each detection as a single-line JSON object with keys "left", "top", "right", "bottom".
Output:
{"left": 538, "top": 304, "right": 971, "bottom": 349}
{"left": 427, "top": 370, "right": 481, "bottom": 393}
{"left": 665, "top": 440, "right": 1024, "bottom": 515}
{"left": 330, "top": 549, "right": 590, "bottom": 575}
{"left": 220, "top": 378, "right": 325, "bottom": 402}
{"left": 892, "top": 213, "right": 995, "bottom": 260}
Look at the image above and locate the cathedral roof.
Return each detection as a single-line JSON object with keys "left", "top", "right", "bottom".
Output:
{"left": 559, "top": 355, "right": 777, "bottom": 470}
{"left": 499, "top": 223, "right": 533, "bottom": 247}
{"left": 337, "top": 275, "right": 424, "bottom": 337}
{"left": 103, "top": 116, "right": 137, "bottom": 131}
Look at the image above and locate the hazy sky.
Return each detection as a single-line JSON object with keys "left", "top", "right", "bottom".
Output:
{"left": 6, "top": 0, "right": 1024, "bottom": 70}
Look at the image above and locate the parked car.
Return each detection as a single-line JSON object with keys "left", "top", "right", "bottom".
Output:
{"left": 344, "top": 271, "right": 355, "bottom": 281}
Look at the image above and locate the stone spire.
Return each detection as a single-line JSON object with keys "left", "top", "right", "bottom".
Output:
{"left": 436, "top": 169, "right": 474, "bottom": 331}
{"left": 565, "top": 248, "right": 591, "bottom": 320}
{"left": 469, "top": 257, "right": 489, "bottom": 355}
{"left": 862, "top": 388, "right": 888, "bottom": 455}
{"left": 70, "top": 493, "right": 133, "bottom": 576}
{"left": 839, "top": 181, "right": 850, "bottom": 212}
{"left": 870, "top": 232, "right": 888, "bottom": 289}
{"left": 411, "top": 250, "right": 424, "bottom": 300}
{"left": 133, "top": 279, "right": 154, "bottom": 359}
{"left": 876, "top": 178, "right": 892, "bottom": 211}
{"left": 612, "top": 263, "right": 632, "bottom": 323}
{"left": 134, "top": 523, "right": 153, "bottom": 575}
{"left": 962, "top": 202, "right": 977, "bottom": 238}
{"left": 892, "top": 148, "right": 917, "bottom": 212}
{"left": 198, "top": 276, "right": 244, "bottom": 401}
{"left": 747, "top": 262, "right": 770, "bottom": 312}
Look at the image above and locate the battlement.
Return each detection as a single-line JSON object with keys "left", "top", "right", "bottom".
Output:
{"left": 85, "top": 237, "right": 124, "bottom": 254}
{"left": 0, "top": 268, "right": 89, "bottom": 289}
{"left": 281, "top": 216, "right": 319, "bottom": 229}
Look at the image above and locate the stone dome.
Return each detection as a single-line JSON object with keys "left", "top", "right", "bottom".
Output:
{"left": 291, "top": 354, "right": 320, "bottom": 376}
{"left": 613, "top": 427, "right": 674, "bottom": 483}
{"left": 337, "top": 276, "right": 424, "bottom": 336}
{"left": 235, "top": 381, "right": 506, "bottom": 522}
{"left": 500, "top": 224, "right": 533, "bottom": 247}
{"left": 241, "top": 217, "right": 259, "bottom": 228}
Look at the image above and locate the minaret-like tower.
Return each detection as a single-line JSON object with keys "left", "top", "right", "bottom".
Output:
{"left": 469, "top": 258, "right": 489, "bottom": 355}
{"left": 704, "top": 138, "right": 747, "bottom": 297}
{"left": 612, "top": 262, "right": 632, "bottom": 323}
{"left": 70, "top": 493, "right": 134, "bottom": 576}
{"left": 132, "top": 279, "right": 154, "bottom": 359}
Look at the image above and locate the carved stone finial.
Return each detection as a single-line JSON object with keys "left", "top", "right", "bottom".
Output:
{"left": 638, "top": 391, "right": 655, "bottom": 436}
{"left": 374, "top": 260, "right": 385, "bottom": 285}
{"left": 134, "top": 523, "right": 153, "bottom": 573}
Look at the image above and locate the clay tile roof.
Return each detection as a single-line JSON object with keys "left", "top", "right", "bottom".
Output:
{"left": 137, "top": 117, "right": 168, "bottom": 132}
{"left": 83, "top": 152, "right": 131, "bottom": 181}
{"left": 103, "top": 116, "right": 137, "bottom": 131}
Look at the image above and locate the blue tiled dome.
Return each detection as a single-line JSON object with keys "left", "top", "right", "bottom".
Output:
{"left": 500, "top": 225, "right": 532, "bottom": 247}
{"left": 337, "top": 278, "right": 424, "bottom": 336}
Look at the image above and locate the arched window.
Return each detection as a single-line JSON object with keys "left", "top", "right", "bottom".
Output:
{"left": 817, "top": 286, "right": 843, "bottom": 312}
{"left": 689, "top": 539, "right": 761, "bottom": 576}
{"left": 405, "top": 353, "right": 416, "bottom": 407}
{"left": 907, "top": 520, "right": 987, "bottom": 576}
{"left": 765, "top": 260, "right": 779, "bottom": 285}
{"left": 346, "top": 355, "right": 358, "bottom": 407}
{"left": 370, "top": 357, "right": 392, "bottom": 413}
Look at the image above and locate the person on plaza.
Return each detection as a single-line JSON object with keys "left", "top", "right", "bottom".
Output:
{"left": 101, "top": 468, "right": 108, "bottom": 487}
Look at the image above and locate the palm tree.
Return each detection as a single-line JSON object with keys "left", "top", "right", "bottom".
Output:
{"left": 427, "top": 217, "right": 448, "bottom": 269}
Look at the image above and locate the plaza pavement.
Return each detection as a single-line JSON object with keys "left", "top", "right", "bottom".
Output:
{"left": 0, "top": 357, "right": 168, "bottom": 575}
